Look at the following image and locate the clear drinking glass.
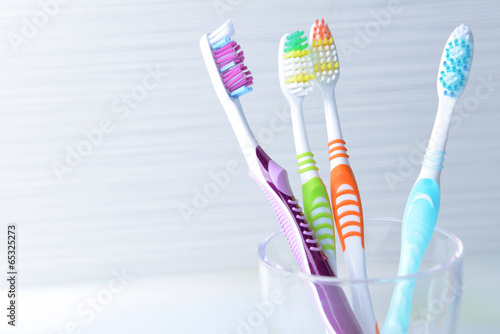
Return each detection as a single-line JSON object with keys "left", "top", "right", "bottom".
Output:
{"left": 258, "top": 217, "right": 464, "bottom": 334}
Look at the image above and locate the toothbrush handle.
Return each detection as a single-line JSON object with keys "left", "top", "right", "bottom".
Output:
{"left": 251, "top": 146, "right": 363, "bottom": 334}
{"left": 382, "top": 280, "right": 417, "bottom": 334}
{"left": 400, "top": 178, "right": 441, "bottom": 274}
{"left": 298, "top": 153, "right": 337, "bottom": 272}
{"left": 382, "top": 178, "right": 441, "bottom": 334}
{"left": 328, "top": 141, "right": 379, "bottom": 334}
{"left": 330, "top": 163, "right": 364, "bottom": 252}
{"left": 252, "top": 146, "right": 326, "bottom": 273}
{"left": 302, "top": 177, "right": 337, "bottom": 272}
{"left": 255, "top": 174, "right": 363, "bottom": 334}
{"left": 310, "top": 280, "right": 364, "bottom": 334}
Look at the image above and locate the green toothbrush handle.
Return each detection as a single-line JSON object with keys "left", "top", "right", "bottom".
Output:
{"left": 297, "top": 152, "right": 337, "bottom": 272}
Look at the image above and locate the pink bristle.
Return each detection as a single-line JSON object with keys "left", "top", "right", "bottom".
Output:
{"left": 222, "top": 64, "right": 243, "bottom": 81}
{"left": 212, "top": 39, "right": 253, "bottom": 94}
{"left": 213, "top": 41, "right": 236, "bottom": 55}
{"left": 225, "top": 72, "right": 244, "bottom": 87}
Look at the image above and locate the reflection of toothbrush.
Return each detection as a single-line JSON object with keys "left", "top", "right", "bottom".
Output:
{"left": 278, "top": 30, "right": 337, "bottom": 273}
{"left": 200, "top": 20, "right": 362, "bottom": 334}
{"left": 310, "top": 19, "right": 379, "bottom": 334}
{"left": 382, "top": 24, "right": 473, "bottom": 334}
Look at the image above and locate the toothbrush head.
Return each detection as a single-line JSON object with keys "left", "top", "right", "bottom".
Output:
{"left": 310, "top": 19, "right": 339, "bottom": 87}
{"left": 437, "top": 24, "right": 473, "bottom": 99}
{"left": 201, "top": 19, "right": 253, "bottom": 100}
{"left": 278, "top": 30, "right": 315, "bottom": 100}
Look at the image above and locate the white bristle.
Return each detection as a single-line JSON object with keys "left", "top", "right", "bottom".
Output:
{"left": 437, "top": 24, "right": 473, "bottom": 98}
{"left": 310, "top": 21, "right": 339, "bottom": 87}
{"left": 283, "top": 57, "right": 314, "bottom": 96}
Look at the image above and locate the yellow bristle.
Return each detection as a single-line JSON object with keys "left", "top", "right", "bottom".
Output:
{"left": 285, "top": 74, "right": 315, "bottom": 83}
{"left": 284, "top": 49, "right": 310, "bottom": 59}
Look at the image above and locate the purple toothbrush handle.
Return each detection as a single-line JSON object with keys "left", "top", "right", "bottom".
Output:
{"left": 253, "top": 146, "right": 363, "bottom": 334}
{"left": 312, "top": 281, "right": 364, "bottom": 334}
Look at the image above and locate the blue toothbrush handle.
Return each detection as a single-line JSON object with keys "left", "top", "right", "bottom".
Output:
{"left": 383, "top": 178, "right": 441, "bottom": 334}
{"left": 400, "top": 178, "right": 441, "bottom": 274}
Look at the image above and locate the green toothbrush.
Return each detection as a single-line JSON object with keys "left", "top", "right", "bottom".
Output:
{"left": 278, "top": 30, "right": 337, "bottom": 272}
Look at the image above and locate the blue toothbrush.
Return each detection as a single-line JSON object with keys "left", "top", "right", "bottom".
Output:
{"left": 383, "top": 24, "right": 474, "bottom": 334}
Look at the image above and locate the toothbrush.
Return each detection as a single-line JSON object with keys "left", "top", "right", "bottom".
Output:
{"left": 278, "top": 30, "right": 337, "bottom": 273}
{"left": 200, "top": 20, "right": 363, "bottom": 334}
{"left": 310, "top": 19, "right": 379, "bottom": 334}
{"left": 382, "top": 24, "right": 473, "bottom": 334}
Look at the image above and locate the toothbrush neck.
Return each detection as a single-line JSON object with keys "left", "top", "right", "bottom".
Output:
{"left": 323, "top": 89, "right": 343, "bottom": 141}
{"left": 290, "top": 99, "right": 312, "bottom": 156}
{"left": 427, "top": 99, "right": 454, "bottom": 153}
{"left": 418, "top": 99, "right": 455, "bottom": 182}
{"left": 289, "top": 100, "right": 321, "bottom": 182}
{"left": 418, "top": 161, "right": 442, "bottom": 182}
{"left": 226, "top": 99, "right": 259, "bottom": 166}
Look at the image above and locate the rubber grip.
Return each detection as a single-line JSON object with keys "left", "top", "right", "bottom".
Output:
{"left": 257, "top": 180, "right": 307, "bottom": 272}
{"left": 400, "top": 178, "right": 441, "bottom": 275}
{"left": 302, "top": 177, "right": 333, "bottom": 227}
{"left": 302, "top": 177, "right": 336, "bottom": 269}
{"left": 330, "top": 164, "right": 364, "bottom": 252}
{"left": 382, "top": 178, "right": 441, "bottom": 334}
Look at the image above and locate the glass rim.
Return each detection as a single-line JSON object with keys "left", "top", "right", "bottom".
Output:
{"left": 257, "top": 216, "right": 464, "bottom": 284}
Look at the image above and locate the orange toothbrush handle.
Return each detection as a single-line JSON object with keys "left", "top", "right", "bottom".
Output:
{"left": 330, "top": 163, "right": 364, "bottom": 252}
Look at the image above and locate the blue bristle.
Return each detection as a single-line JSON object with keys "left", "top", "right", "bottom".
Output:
{"left": 219, "top": 61, "right": 236, "bottom": 73}
{"left": 211, "top": 37, "right": 231, "bottom": 50}
{"left": 438, "top": 27, "right": 472, "bottom": 96}
{"left": 230, "top": 86, "right": 252, "bottom": 98}
{"left": 210, "top": 33, "right": 253, "bottom": 99}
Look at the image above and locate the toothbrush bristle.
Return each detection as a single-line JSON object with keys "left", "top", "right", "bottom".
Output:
{"left": 311, "top": 19, "right": 339, "bottom": 84}
{"left": 209, "top": 21, "right": 253, "bottom": 98}
{"left": 438, "top": 24, "right": 473, "bottom": 98}
{"left": 283, "top": 30, "right": 315, "bottom": 96}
